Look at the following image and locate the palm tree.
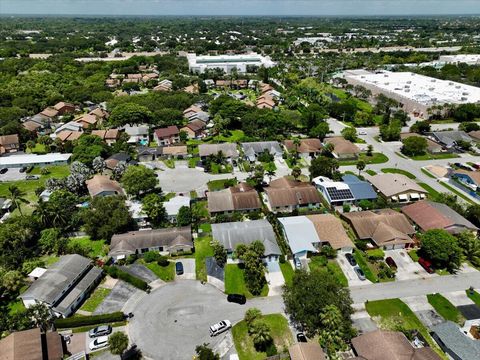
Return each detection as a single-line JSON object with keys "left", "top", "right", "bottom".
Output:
{"left": 291, "top": 166, "right": 302, "bottom": 180}
{"left": 250, "top": 320, "right": 272, "bottom": 350}
{"left": 34, "top": 199, "right": 50, "bottom": 228}
{"left": 8, "top": 185, "right": 29, "bottom": 216}
{"left": 266, "top": 169, "right": 276, "bottom": 182}
{"left": 356, "top": 160, "right": 366, "bottom": 176}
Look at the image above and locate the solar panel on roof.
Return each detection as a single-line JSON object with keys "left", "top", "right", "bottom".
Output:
{"left": 326, "top": 187, "right": 354, "bottom": 201}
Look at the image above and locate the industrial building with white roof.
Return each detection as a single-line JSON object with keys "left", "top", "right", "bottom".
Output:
{"left": 187, "top": 53, "right": 276, "bottom": 74}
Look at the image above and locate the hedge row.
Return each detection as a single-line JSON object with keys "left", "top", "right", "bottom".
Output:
{"left": 55, "top": 311, "right": 125, "bottom": 328}
{"left": 104, "top": 265, "right": 150, "bottom": 291}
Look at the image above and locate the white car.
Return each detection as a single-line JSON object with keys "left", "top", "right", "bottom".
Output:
{"left": 209, "top": 320, "right": 232, "bottom": 337}
{"left": 89, "top": 335, "right": 109, "bottom": 351}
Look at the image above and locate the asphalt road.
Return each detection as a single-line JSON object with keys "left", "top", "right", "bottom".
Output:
{"left": 350, "top": 271, "right": 480, "bottom": 303}
{"left": 128, "top": 280, "right": 284, "bottom": 360}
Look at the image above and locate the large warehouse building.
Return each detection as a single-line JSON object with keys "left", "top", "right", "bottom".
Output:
{"left": 187, "top": 53, "right": 276, "bottom": 74}
{"left": 341, "top": 70, "right": 480, "bottom": 118}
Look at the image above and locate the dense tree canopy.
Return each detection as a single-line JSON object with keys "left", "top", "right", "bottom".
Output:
{"left": 420, "top": 229, "right": 462, "bottom": 272}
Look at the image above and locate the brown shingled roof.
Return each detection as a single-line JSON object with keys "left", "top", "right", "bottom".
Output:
{"left": 56, "top": 131, "right": 82, "bottom": 142}
{"left": 208, "top": 183, "right": 261, "bottom": 213}
{"left": 162, "top": 146, "right": 188, "bottom": 156}
{"left": 289, "top": 342, "right": 326, "bottom": 360}
{"left": 265, "top": 177, "right": 321, "bottom": 208}
{"left": 324, "top": 136, "right": 360, "bottom": 155}
{"left": 307, "top": 214, "right": 354, "bottom": 250}
{"left": 186, "top": 119, "right": 206, "bottom": 132}
{"left": 0, "top": 134, "right": 19, "bottom": 147}
{"left": 85, "top": 175, "right": 124, "bottom": 197}
{"left": 40, "top": 108, "right": 58, "bottom": 118}
{"left": 0, "top": 328, "right": 63, "bottom": 360}
{"left": 284, "top": 139, "right": 322, "bottom": 154}
{"left": 155, "top": 126, "right": 179, "bottom": 139}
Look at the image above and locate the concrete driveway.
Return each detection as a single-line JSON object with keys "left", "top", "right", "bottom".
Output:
{"left": 175, "top": 258, "right": 195, "bottom": 280}
{"left": 384, "top": 250, "right": 433, "bottom": 281}
{"left": 121, "top": 263, "right": 157, "bottom": 283}
{"left": 401, "top": 295, "right": 443, "bottom": 327}
{"left": 94, "top": 281, "right": 138, "bottom": 315}
{"left": 265, "top": 262, "right": 285, "bottom": 296}
{"left": 336, "top": 254, "right": 371, "bottom": 286}
{"left": 442, "top": 290, "right": 475, "bottom": 306}
{"left": 351, "top": 303, "right": 378, "bottom": 335}
{"left": 128, "top": 280, "right": 284, "bottom": 360}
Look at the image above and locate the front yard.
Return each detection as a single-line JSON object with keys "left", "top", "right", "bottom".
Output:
{"left": 381, "top": 168, "right": 416, "bottom": 179}
{"left": 142, "top": 260, "right": 175, "bottom": 282}
{"left": 225, "top": 264, "right": 269, "bottom": 298}
{"left": 79, "top": 287, "right": 112, "bottom": 313}
{"left": 339, "top": 153, "right": 389, "bottom": 166}
{"left": 207, "top": 178, "right": 237, "bottom": 191}
{"left": 279, "top": 261, "right": 295, "bottom": 287}
{"left": 427, "top": 293, "right": 465, "bottom": 325}
{"left": 68, "top": 236, "right": 108, "bottom": 259}
{"left": 194, "top": 235, "right": 214, "bottom": 281}
{"left": 308, "top": 256, "right": 348, "bottom": 287}
{"left": 232, "top": 313, "right": 293, "bottom": 360}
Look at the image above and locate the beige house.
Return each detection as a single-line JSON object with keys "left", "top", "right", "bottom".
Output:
{"left": 86, "top": 175, "right": 124, "bottom": 198}
{"left": 264, "top": 177, "right": 321, "bottom": 213}
{"left": 324, "top": 136, "right": 360, "bottom": 159}
{"left": 0, "top": 134, "right": 20, "bottom": 154}
{"left": 367, "top": 173, "right": 428, "bottom": 202}
{"left": 207, "top": 182, "right": 261, "bottom": 215}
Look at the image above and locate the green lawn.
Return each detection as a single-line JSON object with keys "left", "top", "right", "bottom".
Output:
{"left": 308, "top": 256, "right": 348, "bottom": 286}
{"left": 207, "top": 178, "right": 238, "bottom": 191}
{"left": 466, "top": 290, "right": 480, "bottom": 306}
{"left": 79, "top": 287, "right": 111, "bottom": 313}
{"left": 353, "top": 251, "right": 378, "bottom": 283}
{"left": 188, "top": 157, "right": 200, "bottom": 168}
{"left": 381, "top": 168, "right": 416, "bottom": 179}
{"left": 26, "top": 143, "right": 46, "bottom": 154}
{"left": 365, "top": 169, "right": 377, "bottom": 176}
{"left": 418, "top": 183, "right": 440, "bottom": 198}
{"left": 69, "top": 237, "right": 108, "bottom": 259}
{"left": 211, "top": 130, "right": 245, "bottom": 143}
{"left": 439, "top": 182, "right": 476, "bottom": 205}
{"left": 225, "top": 264, "right": 268, "bottom": 298}
{"left": 410, "top": 153, "right": 459, "bottom": 161}
{"left": 408, "top": 249, "right": 420, "bottom": 262}
{"left": 143, "top": 261, "right": 175, "bottom": 282}
{"left": 279, "top": 261, "right": 295, "bottom": 287}
{"left": 421, "top": 168, "right": 436, "bottom": 179}
{"left": 8, "top": 300, "right": 26, "bottom": 315}
{"left": 339, "top": 153, "right": 389, "bottom": 166}
{"left": 427, "top": 293, "right": 465, "bottom": 324}
{"left": 199, "top": 223, "right": 212, "bottom": 233}
{"left": 191, "top": 200, "right": 210, "bottom": 221}
{"left": 366, "top": 299, "right": 447, "bottom": 359}
{"left": 232, "top": 313, "right": 293, "bottom": 360}
{"left": 162, "top": 159, "right": 175, "bottom": 169}
{"left": 40, "top": 254, "right": 60, "bottom": 266}
{"left": 195, "top": 236, "right": 214, "bottom": 281}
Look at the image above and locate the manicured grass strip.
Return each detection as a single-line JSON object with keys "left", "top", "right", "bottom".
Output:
{"left": 466, "top": 290, "right": 480, "bottom": 306}
{"left": 353, "top": 251, "right": 378, "bottom": 283}
{"left": 232, "top": 314, "right": 293, "bottom": 360}
{"left": 381, "top": 168, "right": 416, "bottom": 179}
{"left": 194, "top": 236, "right": 214, "bottom": 281}
{"left": 427, "top": 293, "right": 465, "bottom": 324}
{"left": 421, "top": 168, "right": 436, "bottom": 179}
{"left": 80, "top": 287, "right": 111, "bottom": 313}
{"left": 207, "top": 178, "right": 238, "bottom": 191}
{"left": 162, "top": 159, "right": 175, "bottom": 169}
{"left": 418, "top": 183, "right": 440, "bottom": 198}
{"left": 408, "top": 250, "right": 420, "bottom": 262}
{"left": 365, "top": 299, "right": 447, "bottom": 359}
{"left": 279, "top": 261, "right": 295, "bottom": 287}
{"left": 71, "top": 321, "right": 127, "bottom": 334}
{"left": 225, "top": 264, "right": 268, "bottom": 299}
{"left": 365, "top": 169, "right": 377, "bottom": 176}
{"left": 411, "top": 153, "right": 458, "bottom": 161}
{"left": 143, "top": 261, "right": 175, "bottom": 282}
{"left": 439, "top": 182, "right": 475, "bottom": 205}
{"left": 69, "top": 237, "right": 107, "bottom": 259}
{"left": 339, "top": 153, "right": 389, "bottom": 166}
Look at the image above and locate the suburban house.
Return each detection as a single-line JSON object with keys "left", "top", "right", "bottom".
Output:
{"left": 211, "top": 219, "right": 281, "bottom": 262}
{"left": 86, "top": 175, "right": 125, "bottom": 197}
{"left": 54, "top": 121, "right": 83, "bottom": 135}
{"left": 183, "top": 105, "right": 203, "bottom": 118}
{"left": 278, "top": 214, "right": 354, "bottom": 259}
{"left": 402, "top": 200, "right": 478, "bottom": 234}
{"left": 283, "top": 138, "right": 322, "bottom": 158}
{"left": 312, "top": 176, "right": 355, "bottom": 206}
{"left": 264, "top": 177, "right": 321, "bottom": 213}
{"left": 124, "top": 125, "right": 149, "bottom": 144}
{"left": 164, "top": 195, "right": 190, "bottom": 223}
{"left": 20, "top": 254, "right": 103, "bottom": 317}
{"left": 256, "top": 95, "right": 275, "bottom": 110}
{"left": 207, "top": 182, "right": 261, "bottom": 215}
{"left": 288, "top": 343, "right": 325, "bottom": 360}
{"left": 0, "top": 328, "right": 64, "bottom": 360}
{"left": 0, "top": 134, "right": 20, "bottom": 154}
{"left": 89, "top": 107, "right": 110, "bottom": 120}
{"left": 351, "top": 330, "right": 441, "bottom": 360}
{"left": 342, "top": 174, "right": 378, "bottom": 202}
{"left": 105, "top": 152, "right": 131, "bottom": 170}
{"left": 180, "top": 119, "right": 206, "bottom": 139}
{"left": 91, "top": 129, "right": 120, "bottom": 145}
{"left": 0, "top": 153, "right": 71, "bottom": 168}
{"left": 42, "top": 102, "right": 76, "bottom": 117}
{"left": 154, "top": 126, "right": 180, "bottom": 146}
{"left": 367, "top": 173, "right": 428, "bottom": 202}
{"left": 431, "top": 321, "right": 480, "bottom": 360}
{"left": 56, "top": 130, "right": 82, "bottom": 142}
{"left": 342, "top": 209, "right": 415, "bottom": 250}
{"left": 137, "top": 146, "right": 162, "bottom": 162}
{"left": 161, "top": 145, "right": 188, "bottom": 159}
{"left": 198, "top": 143, "right": 239, "bottom": 160}
{"left": 154, "top": 79, "right": 173, "bottom": 92}
{"left": 401, "top": 133, "right": 444, "bottom": 154}
{"left": 40, "top": 107, "right": 60, "bottom": 118}
{"left": 451, "top": 169, "right": 480, "bottom": 191}
{"left": 323, "top": 137, "right": 360, "bottom": 159}
{"left": 428, "top": 131, "right": 473, "bottom": 150}
{"left": 23, "top": 114, "right": 51, "bottom": 134}
{"left": 76, "top": 114, "right": 99, "bottom": 129}
{"left": 241, "top": 141, "right": 283, "bottom": 162}
{"left": 109, "top": 226, "right": 193, "bottom": 260}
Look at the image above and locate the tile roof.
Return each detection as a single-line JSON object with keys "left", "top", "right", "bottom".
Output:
{"left": 154, "top": 125, "right": 179, "bottom": 138}
{"left": 208, "top": 183, "right": 261, "bottom": 213}
{"left": 85, "top": 175, "right": 124, "bottom": 197}
{"left": 265, "top": 177, "right": 321, "bottom": 208}
{"left": 306, "top": 214, "right": 354, "bottom": 249}
{"left": 211, "top": 219, "right": 281, "bottom": 256}
{"left": 324, "top": 136, "right": 360, "bottom": 155}
{"left": 366, "top": 173, "right": 427, "bottom": 197}
{"left": 0, "top": 134, "right": 19, "bottom": 146}
{"left": 40, "top": 107, "right": 59, "bottom": 118}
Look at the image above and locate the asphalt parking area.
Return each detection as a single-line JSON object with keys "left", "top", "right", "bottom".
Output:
{"left": 401, "top": 295, "right": 443, "bottom": 327}
{"left": 0, "top": 168, "right": 25, "bottom": 182}
{"left": 93, "top": 280, "right": 137, "bottom": 315}
{"left": 336, "top": 254, "right": 370, "bottom": 286}
{"left": 120, "top": 263, "right": 157, "bottom": 283}
{"left": 384, "top": 250, "right": 432, "bottom": 281}
{"left": 175, "top": 258, "right": 195, "bottom": 280}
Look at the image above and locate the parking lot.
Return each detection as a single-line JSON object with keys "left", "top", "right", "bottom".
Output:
{"left": 0, "top": 168, "right": 26, "bottom": 182}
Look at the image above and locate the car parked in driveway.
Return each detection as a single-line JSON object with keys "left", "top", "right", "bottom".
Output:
{"left": 25, "top": 175, "right": 39, "bottom": 180}
{"left": 345, "top": 253, "right": 357, "bottom": 266}
{"left": 89, "top": 335, "right": 109, "bottom": 351}
{"left": 294, "top": 257, "right": 302, "bottom": 270}
{"left": 175, "top": 261, "right": 184, "bottom": 275}
{"left": 296, "top": 333, "right": 308, "bottom": 342}
{"left": 385, "top": 256, "right": 397, "bottom": 269}
{"left": 89, "top": 325, "right": 112, "bottom": 338}
{"left": 209, "top": 320, "right": 232, "bottom": 336}
{"left": 418, "top": 257, "right": 434, "bottom": 274}
{"left": 227, "top": 294, "right": 246, "bottom": 305}
{"left": 0, "top": 168, "right": 8, "bottom": 174}
{"left": 354, "top": 266, "right": 366, "bottom": 281}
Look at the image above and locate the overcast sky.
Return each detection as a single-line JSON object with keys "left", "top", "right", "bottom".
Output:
{"left": 1, "top": 0, "right": 479, "bottom": 16}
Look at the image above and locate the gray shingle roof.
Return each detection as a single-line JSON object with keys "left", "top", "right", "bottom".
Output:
{"left": 430, "top": 131, "right": 472, "bottom": 147}
{"left": 211, "top": 220, "right": 281, "bottom": 256}
{"left": 241, "top": 142, "right": 283, "bottom": 156}
{"left": 431, "top": 321, "right": 480, "bottom": 360}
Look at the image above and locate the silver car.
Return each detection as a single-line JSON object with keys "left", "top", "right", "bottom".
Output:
{"left": 89, "top": 325, "right": 112, "bottom": 338}
{"left": 354, "top": 266, "right": 366, "bottom": 281}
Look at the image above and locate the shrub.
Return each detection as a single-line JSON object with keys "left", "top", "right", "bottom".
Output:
{"left": 279, "top": 256, "right": 286, "bottom": 264}
{"left": 320, "top": 245, "right": 336, "bottom": 259}
{"left": 157, "top": 255, "right": 170, "bottom": 267}
{"left": 54, "top": 312, "right": 125, "bottom": 328}
{"left": 143, "top": 251, "right": 160, "bottom": 263}
{"left": 40, "top": 167, "right": 51, "bottom": 175}
{"left": 343, "top": 204, "right": 351, "bottom": 213}
{"left": 366, "top": 248, "right": 385, "bottom": 261}
{"left": 126, "top": 254, "right": 137, "bottom": 265}
{"left": 104, "top": 266, "right": 150, "bottom": 291}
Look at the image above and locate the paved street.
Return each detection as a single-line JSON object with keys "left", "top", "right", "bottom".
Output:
{"left": 128, "top": 280, "right": 284, "bottom": 360}
{"left": 350, "top": 271, "right": 480, "bottom": 303}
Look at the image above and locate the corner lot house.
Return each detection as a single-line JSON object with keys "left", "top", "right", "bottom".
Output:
{"left": 278, "top": 214, "right": 354, "bottom": 258}
{"left": 283, "top": 138, "right": 322, "bottom": 158}
{"left": 198, "top": 143, "right": 239, "bottom": 160}
{"left": 20, "top": 254, "right": 103, "bottom": 317}
{"left": 402, "top": 200, "right": 478, "bottom": 234}
{"left": 0, "top": 134, "right": 20, "bottom": 154}
{"left": 207, "top": 182, "right": 261, "bottom": 215}
{"left": 343, "top": 209, "right": 415, "bottom": 250}
{"left": 428, "top": 130, "right": 473, "bottom": 150}
{"left": 0, "top": 328, "right": 64, "bottom": 360}
{"left": 264, "top": 177, "right": 321, "bottom": 213}
{"left": 154, "top": 126, "right": 180, "bottom": 146}
{"left": 109, "top": 226, "right": 193, "bottom": 260}
{"left": 211, "top": 219, "right": 281, "bottom": 262}
{"left": 86, "top": 175, "right": 124, "bottom": 197}
{"left": 324, "top": 137, "right": 360, "bottom": 159}
{"left": 241, "top": 141, "right": 283, "bottom": 162}
{"left": 367, "top": 173, "right": 427, "bottom": 202}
